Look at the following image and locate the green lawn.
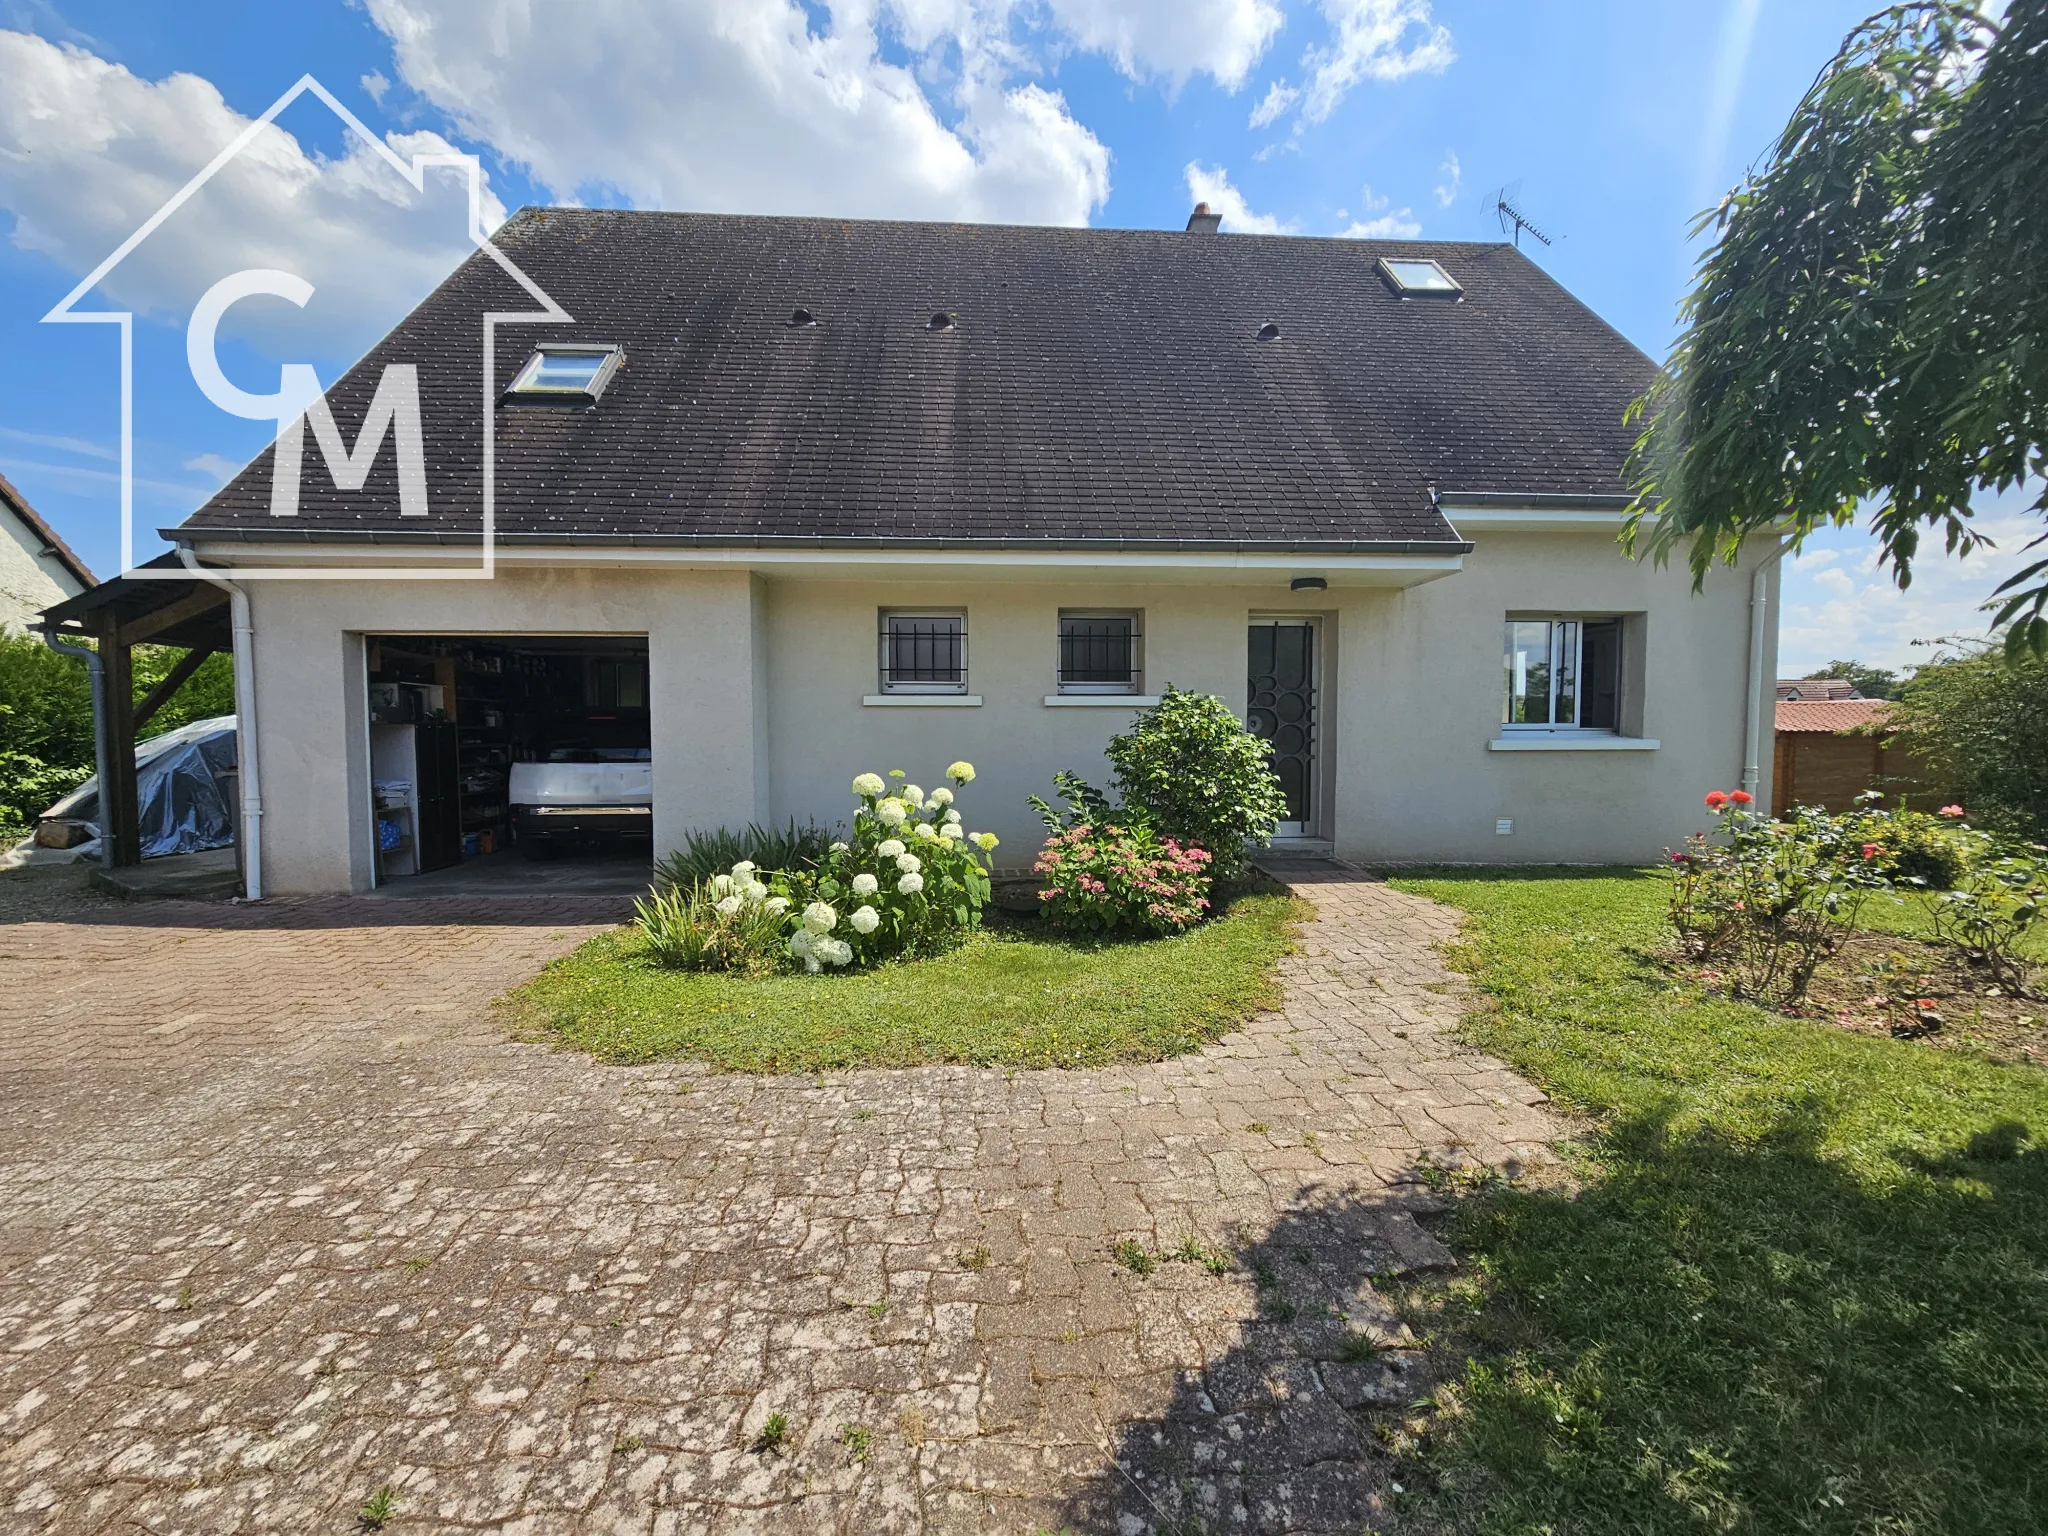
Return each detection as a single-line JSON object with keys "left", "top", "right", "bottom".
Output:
{"left": 1386, "top": 869, "right": 2048, "bottom": 1535}
{"left": 506, "top": 891, "right": 1308, "bottom": 1073}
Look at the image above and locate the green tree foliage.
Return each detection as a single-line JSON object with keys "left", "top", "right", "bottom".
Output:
{"left": 1807, "top": 659, "right": 1904, "bottom": 699}
{"left": 1889, "top": 640, "right": 2048, "bottom": 841}
{"left": 1104, "top": 685, "right": 1287, "bottom": 882}
{"left": 1626, "top": 2, "right": 2048, "bottom": 658}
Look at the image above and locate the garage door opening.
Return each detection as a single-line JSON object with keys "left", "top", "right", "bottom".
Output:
{"left": 365, "top": 634, "right": 652, "bottom": 894}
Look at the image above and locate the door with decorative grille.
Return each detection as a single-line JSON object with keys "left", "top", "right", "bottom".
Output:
{"left": 1247, "top": 619, "right": 1318, "bottom": 836}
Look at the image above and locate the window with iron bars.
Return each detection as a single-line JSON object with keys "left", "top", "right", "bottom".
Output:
{"left": 879, "top": 611, "right": 968, "bottom": 693}
{"left": 1057, "top": 611, "right": 1143, "bottom": 694}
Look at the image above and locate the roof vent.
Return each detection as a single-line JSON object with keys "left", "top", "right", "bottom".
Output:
{"left": 927, "top": 311, "right": 956, "bottom": 331}
{"left": 1186, "top": 202, "right": 1222, "bottom": 235}
{"left": 1256, "top": 321, "right": 1281, "bottom": 342}
{"left": 788, "top": 307, "right": 817, "bottom": 327}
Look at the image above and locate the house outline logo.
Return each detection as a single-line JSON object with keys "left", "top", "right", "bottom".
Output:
{"left": 41, "top": 74, "right": 570, "bottom": 583}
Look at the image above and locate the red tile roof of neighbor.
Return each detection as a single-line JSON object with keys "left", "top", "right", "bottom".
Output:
{"left": 1775, "top": 699, "right": 1894, "bottom": 733}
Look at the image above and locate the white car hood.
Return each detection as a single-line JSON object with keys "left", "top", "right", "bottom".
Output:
{"left": 508, "top": 761, "right": 652, "bottom": 807}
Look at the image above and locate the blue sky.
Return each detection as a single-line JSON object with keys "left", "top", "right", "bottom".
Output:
{"left": 0, "top": 0, "right": 2031, "bottom": 673}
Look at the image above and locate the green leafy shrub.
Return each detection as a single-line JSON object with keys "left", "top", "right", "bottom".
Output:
{"left": 634, "top": 863, "right": 791, "bottom": 973}
{"left": 1034, "top": 688, "right": 1285, "bottom": 882}
{"left": 1889, "top": 641, "right": 2048, "bottom": 842}
{"left": 1668, "top": 790, "right": 1889, "bottom": 1005}
{"left": 1105, "top": 687, "right": 1286, "bottom": 881}
{"left": 0, "top": 750, "right": 90, "bottom": 830}
{"left": 1845, "top": 801, "right": 1970, "bottom": 889}
{"left": 654, "top": 820, "right": 832, "bottom": 892}
{"left": 1033, "top": 819, "right": 1213, "bottom": 936}
{"left": 776, "top": 765, "right": 996, "bottom": 970}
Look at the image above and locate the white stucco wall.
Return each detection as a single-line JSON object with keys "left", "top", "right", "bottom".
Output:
{"left": 229, "top": 530, "right": 1777, "bottom": 892}
{"left": 243, "top": 566, "right": 770, "bottom": 894}
{"left": 0, "top": 505, "right": 86, "bottom": 632}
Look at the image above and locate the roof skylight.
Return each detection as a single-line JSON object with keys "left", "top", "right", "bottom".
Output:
{"left": 505, "top": 344, "right": 622, "bottom": 402}
{"left": 1378, "top": 258, "right": 1461, "bottom": 297}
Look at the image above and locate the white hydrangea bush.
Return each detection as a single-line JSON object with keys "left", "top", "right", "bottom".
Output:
{"left": 777, "top": 761, "right": 997, "bottom": 971}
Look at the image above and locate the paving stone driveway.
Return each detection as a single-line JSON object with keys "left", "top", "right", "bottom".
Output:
{"left": 0, "top": 864, "right": 1557, "bottom": 1535}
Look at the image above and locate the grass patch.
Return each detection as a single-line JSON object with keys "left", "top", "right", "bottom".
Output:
{"left": 506, "top": 891, "right": 1307, "bottom": 1073}
{"left": 1387, "top": 868, "right": 2048, "bottom": 1534}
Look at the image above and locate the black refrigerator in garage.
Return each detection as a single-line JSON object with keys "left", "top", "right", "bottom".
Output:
{"left": 411, "top": 721, "right": 462, "bottom": 872}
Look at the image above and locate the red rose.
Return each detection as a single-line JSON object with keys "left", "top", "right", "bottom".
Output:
{"left": 1704, "top": 791, "right": 1730, "bottom": 809}
{"left": 1729, "top": 790, "right": 1753, "bottom": 805}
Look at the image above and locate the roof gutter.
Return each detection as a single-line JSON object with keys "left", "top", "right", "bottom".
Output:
{"left": 164, "top": 527, "right": 1474, "bottom": 555}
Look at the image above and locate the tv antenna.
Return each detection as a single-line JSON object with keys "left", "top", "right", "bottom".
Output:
{"left": 1494, "top": 182, "right": 1554, "bottom": 248}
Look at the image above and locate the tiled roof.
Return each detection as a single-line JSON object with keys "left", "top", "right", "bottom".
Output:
{"left": 1776, "top": 699, "right": 1894, "bottom": 733}
{"left": 1, "top": 470, "right": 94, "bottom": 588}
{"left": 175, "top": 209, "right": 1657, "bottom": 550}
{"left": 1777, "top": 678, "right": 1865, "bottom": 701}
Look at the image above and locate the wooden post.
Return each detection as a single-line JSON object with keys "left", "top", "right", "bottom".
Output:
{"left": 133, "top": 646, "right": 214, "bottom": 730}
{"left": 97, "top": 619, "right": 142, "bottom": 868}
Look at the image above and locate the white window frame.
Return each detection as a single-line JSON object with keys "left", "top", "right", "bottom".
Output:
{"left": 1055, "top": 609, "right": 1143, "bottom": 695}
{"left": 504, "top": 344, "right": 624, "bottom": 403}
{"left": 878, "top": 610, "right": 969, "bottom": 696}
{"left": 1502, "top": 614, "right": 1624, "bottom": 735}
{"left": 1377, "top": 256, "right": 1462, "bottom": 297}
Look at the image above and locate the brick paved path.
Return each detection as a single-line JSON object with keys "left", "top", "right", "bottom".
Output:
{"left": 0, "top": 864, "right": 1557, "bottom": 1534}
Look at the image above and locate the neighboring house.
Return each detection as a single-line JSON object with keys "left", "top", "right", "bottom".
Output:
{"left": 150, "top": 207, "right": 1782, "bottom": 895}
{"left": 1772, "top": 698, "right": 1934, "bottom": 814}
{"left": 0, "top": 473, "right": 92, "bottom": 630}
{"left": 1776, "top": 677, "right": 1865, "bottom": 702}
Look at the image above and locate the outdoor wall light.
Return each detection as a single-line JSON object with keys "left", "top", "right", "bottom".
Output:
{"left": 1289, "top": 576, "right": 1328, "bottom": 591}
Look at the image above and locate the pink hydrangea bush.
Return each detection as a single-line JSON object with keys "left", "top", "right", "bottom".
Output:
{"left": 1035, "top": 823, "right": 1213, "bottom": 937}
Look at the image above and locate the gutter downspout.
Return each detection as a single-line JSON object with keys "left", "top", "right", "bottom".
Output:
{"left": 39, "top": 624, "right": 111, "bottom": 861}
{"left": 1741, "top": 538, "right": 1792, "bottom": 801}
{"left": 177, "top": 547, "right": 262, "bottom": 899}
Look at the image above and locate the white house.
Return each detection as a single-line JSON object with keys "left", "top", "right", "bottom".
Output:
{"left": 153, "top": 207, "right": 1779, "bottom": 895}
{"left": 2, "top": 473, "right": 92, "bottom": 631}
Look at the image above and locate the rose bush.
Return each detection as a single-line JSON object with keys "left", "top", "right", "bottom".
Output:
{"left": 1668, "top": 791, "right": 1888, "bottom": 1004}
{"left": 1034, "top": 822, "right": 1213, "bottom": 936}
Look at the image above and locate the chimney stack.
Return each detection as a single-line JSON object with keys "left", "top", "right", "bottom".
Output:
{"left": 1185, "top": 202, "right": 1222, "bottom": 234}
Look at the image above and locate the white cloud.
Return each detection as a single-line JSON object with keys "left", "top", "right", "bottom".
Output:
{"left": 359, "top": 69, "right": 390, "bottom": 104}
{"left": 1778, "top": 490, "right": 2048, "bottom": 674}
{"left": 0, "top": 31, "right": 503, "bottom": 352}
{"left": 1184, "top": 162, "right": 1295, "bottom": 234}
{"left": 1298, "top": 0, "right": 1454, "bottom": 124}
{"left": 182, "top": 452, "right": 239, "bottom": 482}
{"left": 1249, "top": 79, "right": 1300, "bottom": 128}
{"left": 1247, "top": 0, "right": 1453, "bottom": 136}
{"left": 0, "top": 425, "right": 114, "bottom": 460}
{"left": 362, "top": 0, "right": 1112, "bottom": 227}
{"left": 1336, "top": 183, "right": 1419, "bottom": 238}
{"left": 1043, "top": 0, "right": 1285, "bottom": 90}
{"left": 1434, "top": 149, "right": 1460, "bottom": 207}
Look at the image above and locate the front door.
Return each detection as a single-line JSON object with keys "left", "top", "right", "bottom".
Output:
{"left": 1248, "top": 619, "right": 1319, "bottom": 837}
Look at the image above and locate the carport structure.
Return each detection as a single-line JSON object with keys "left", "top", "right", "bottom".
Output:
{"left": 39, "top": 556, "right": 235, "bottom": 872}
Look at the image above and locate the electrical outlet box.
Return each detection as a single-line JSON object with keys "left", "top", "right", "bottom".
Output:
{"left": 1496, "top": 818, "right": 1514, "bottom": 836}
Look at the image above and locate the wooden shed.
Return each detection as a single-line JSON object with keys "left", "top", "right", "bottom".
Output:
{"left": 1772, "top": 698, "right": 1936, "bottom": 814}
